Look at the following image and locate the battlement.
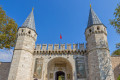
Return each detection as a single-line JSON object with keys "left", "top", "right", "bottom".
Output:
{"left": 34, "top": 43, "right": 86, "bottom": 54}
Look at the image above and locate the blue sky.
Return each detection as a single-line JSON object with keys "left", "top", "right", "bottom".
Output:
{"left": 0, "top": 0, "right": 120, "bottom": 62}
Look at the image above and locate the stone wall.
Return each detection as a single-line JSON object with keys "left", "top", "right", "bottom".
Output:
{"left": 32, "top": 54, "right": 77, "bottom": 80}
{"left": 0, "top": 62, "right": 11, "bottom": 80}
{"left": 32, "top": 53, "right": 88, "bottom": 80}
{"left": 0, "top": 56, "right": 120, "bottom": 80}
{"left": 111, "top": 56, "right": 120, "bottom": 80}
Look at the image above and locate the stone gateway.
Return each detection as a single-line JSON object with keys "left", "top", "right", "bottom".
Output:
{"left": 1, "top": 6, "right": 118, "bottom": 80}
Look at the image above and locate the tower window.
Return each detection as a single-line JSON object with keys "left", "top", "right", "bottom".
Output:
{"left": 22, "top": 29, "right": 24, "bottom": 32}
{"left": 97, "top": 26, "right": 100, "bottom": 30}
{"left": 104, "top": 28, "right": 106, "bottom": 31}
{"left": 89, "top": 29, "right": 92, "bottom": 33}
{"left": 28, "top": 31, "right": 31, "bottom": 34}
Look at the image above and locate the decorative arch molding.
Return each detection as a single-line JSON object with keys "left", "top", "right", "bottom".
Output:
{"left": 46, "top": 57, "right": 73, "bottom": 80}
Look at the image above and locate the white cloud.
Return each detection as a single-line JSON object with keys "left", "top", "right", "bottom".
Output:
{"left": 0, "top": 49, "right": 13, "bottom": 62}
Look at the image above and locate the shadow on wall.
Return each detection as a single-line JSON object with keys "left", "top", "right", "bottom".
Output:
{"left": 0, "top": 62, "right": 11, "bottom": 80}
{"left": 114, "top": 63, "right": 120, "bottom": 80}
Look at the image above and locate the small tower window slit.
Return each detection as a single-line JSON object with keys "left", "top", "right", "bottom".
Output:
{"left": 89, "top": 29, "right": 92, "bottom": 33}
{"left": 28, "top": 30, "right": 31, "bottom": 34}
{"left": 97, "top": 26, "right": 100, "bottom": 30}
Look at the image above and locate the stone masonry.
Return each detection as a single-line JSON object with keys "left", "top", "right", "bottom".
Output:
{"left": 0, "top": 6, "right": 118, "bottom": 80}
{"left": 0, "top": 62, "right": 11, "bottom": 80}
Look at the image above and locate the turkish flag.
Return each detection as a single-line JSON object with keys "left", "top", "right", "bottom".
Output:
{"left": 60, "top": 34, "right": 62, "bottom": 39}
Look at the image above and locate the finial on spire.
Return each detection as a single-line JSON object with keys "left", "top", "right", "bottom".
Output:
{"left": 90, "top": 4, "right": 91, "bottom": 8}
{"left": 32, "top": 7, "right": 34, "bottom": 11}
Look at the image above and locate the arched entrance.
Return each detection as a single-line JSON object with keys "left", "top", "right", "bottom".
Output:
{"left": 47, "top": 57, "right": 73, "bottom": 80}
{"left": 55, "top": 71, "right": 65, "bottom": 80}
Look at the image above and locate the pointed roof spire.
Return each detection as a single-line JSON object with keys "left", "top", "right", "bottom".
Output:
{"left": 87, "top": 6, "right": 102, "bottom": 27}
{"left": 22, "top": 8, "right": 36, "bottom": 31}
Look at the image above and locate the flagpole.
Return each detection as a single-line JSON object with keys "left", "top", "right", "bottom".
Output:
{"left": 59, "top": 33, "right": 62, "bottom": 49}
{"left": 60, "top": 38, "right": 61, "bottom": 49}
{"left": 59, "top": 34, "right": 60, "bottom": 49}
{"left": 59, "top": 38, "right": 60, "bottom": 49}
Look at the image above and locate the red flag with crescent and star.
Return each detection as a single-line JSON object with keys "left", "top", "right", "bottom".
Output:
{"left": 60, "top": 34, "right": 62, "bottom": 39}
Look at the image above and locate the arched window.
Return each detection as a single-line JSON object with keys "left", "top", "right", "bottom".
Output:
{"left": 97, "top": 26, "right": 100, "bottom": 30}
{"left": 22, "top": 29, "right": 24, "bottom": 32}
{"left": 28, "top": 31, "right": 31, "bottom": 34}
{"left": 104, "top": 28, "right": 106, "bottom": 31}
{"left": 89, "top": 29, "right": 92, "bottom": 33}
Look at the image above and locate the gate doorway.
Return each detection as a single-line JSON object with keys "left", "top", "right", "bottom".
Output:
{"left": 47, "top": 57, "right": 73, "bottom": 80}
{"left": 55, "top": 71, "right": 65, "bottom": 80}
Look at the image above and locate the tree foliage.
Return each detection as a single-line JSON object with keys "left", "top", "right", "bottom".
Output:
{"left": 117, "top": 75, "right": 120, "bottom": 80}
{"left": 110, "top": 3, "right": 120, "bottom": 49}
{"left": 116, "top": 43, "right": 120, "bottom": 49}
{"left": 0, "top": 6, "right": 18, "bottom": 49}
{"left": 110, "top": 3, "right": 120, "bottom": 34}
{"left": 112, "top": 49, "right": 120, "bottom": 55}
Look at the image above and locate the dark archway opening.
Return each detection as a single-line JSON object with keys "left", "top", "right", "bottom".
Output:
{"left": 55, "top": 71, "right": 65, "bottom": 80}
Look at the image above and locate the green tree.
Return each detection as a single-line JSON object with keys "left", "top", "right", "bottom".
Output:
{"left": 117, "top": 75, "right": 120, "bottom": 80}
{"left": 0, "top": 6, "right": 18, "bottom": 49}
{"left": 112, "top": 49, "right": 120, "bottom": 55}
{"left": 110, "top": 3, "right": 120, "bottom": 49}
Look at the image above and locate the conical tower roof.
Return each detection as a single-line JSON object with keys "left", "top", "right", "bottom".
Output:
{"left": 22, "top": 8, "right": 36, "bottom": 31}
{"left": 87, "top": 7, "right": 102, "bottom": 27}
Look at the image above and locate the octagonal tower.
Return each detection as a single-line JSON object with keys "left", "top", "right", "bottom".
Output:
{"left": 85, "top": 6, "right": 115, "bottom": 80}
{"left": 8, "top": 9, "right": 37, "bottom": 80}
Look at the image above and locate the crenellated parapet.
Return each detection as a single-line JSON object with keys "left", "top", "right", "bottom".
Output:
{"left": 34, "top": 43, "right": 87, "bottom": 55}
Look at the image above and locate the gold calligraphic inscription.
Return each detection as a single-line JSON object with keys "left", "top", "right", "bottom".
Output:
{"left": 46, "top": 74, "right": 47, "bottom": 78}
{"left": 67, "top": 74, "right": 70, "bottom": 79}
{"left": 50, "top": 73, "right": 53, "bottom": 79}
{"left": 55, "top": 63, "right": 66, "bottom": 67}
{"left": 58, "top": 67, "right": 62, "bottom": 71}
